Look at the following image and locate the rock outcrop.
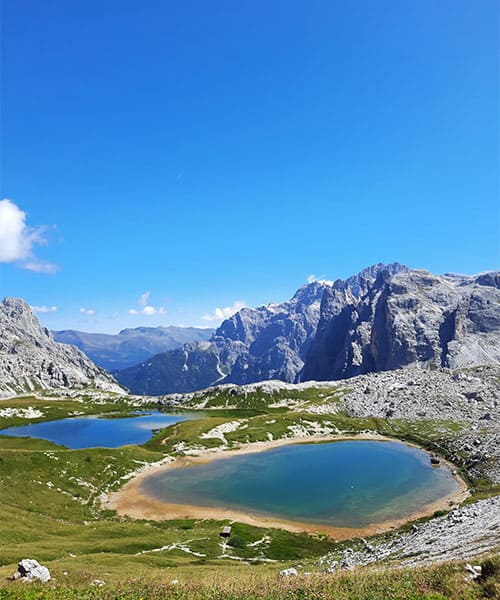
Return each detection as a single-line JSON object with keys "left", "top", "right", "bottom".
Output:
{"left": 0, "top": 297, "right": 125, "bottom": 397}
{"left": 303, "top": 268, "right": 500, "bottom": 381}
{"left": 318, "top": 496, "right": 500, "bottom": 570}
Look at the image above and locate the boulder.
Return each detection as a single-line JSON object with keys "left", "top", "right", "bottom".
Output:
{"left": 465, "top": 563, "right": 482, "bottom": 580}
{"left": 13, "top": 559, "right": 51, "bottom": 583}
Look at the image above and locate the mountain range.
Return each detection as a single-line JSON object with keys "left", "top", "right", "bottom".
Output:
{"left": 53, "top": 326, "right": 214, "bottom": 371}
{"left": 114, "top": 263, "right": 500, "bottom": 395}
{"left": 1, "top": 263, "right": 498, "bottom": 398}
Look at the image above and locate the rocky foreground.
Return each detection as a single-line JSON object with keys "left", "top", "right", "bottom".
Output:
{"left": 319, "top": 496, "right": 500, "bottom": 571}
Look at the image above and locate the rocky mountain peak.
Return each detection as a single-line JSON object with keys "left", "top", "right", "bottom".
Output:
{"left": 0, "top": 297, "right": 42, "bottom": 325}
{"left": 2, "top": 296, "right": 32, "bottom": 317}
{"left": 327, "top": 262, "right": 408, "bottom": 298}
{"left": 349, "top": 260, "right": 407, "bottom": 285}
{"left": 291, "top": 280, "right": 330, "bottom": 305}
{"left": 304, "top": 267, "right": 500, "bottom": 382}
{"left": 0, "top": 297, "right": 125, "bottom": 397}
{"left": 1, "top": 297, "right": 49, "bottom": 340}
{"left": 113, "top": 264, "right": 500, "bottom": 395}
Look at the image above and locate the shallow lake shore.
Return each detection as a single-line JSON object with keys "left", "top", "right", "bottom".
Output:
{"left": 104, "top": 434, "right": 469, "bottom": 540}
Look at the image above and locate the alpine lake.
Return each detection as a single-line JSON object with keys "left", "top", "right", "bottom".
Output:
{"left": 1, "top": 409, "right": 192, "bottom": 448}
{"left": 2, "top": 408, "right": 459, "bottom": 530}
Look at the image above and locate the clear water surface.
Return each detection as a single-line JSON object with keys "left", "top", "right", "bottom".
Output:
{"left": 0, "top": 410, "right": 191, "bottom": 448}
{"left": 141, "top": 440, "right": 458, "bottom": 528}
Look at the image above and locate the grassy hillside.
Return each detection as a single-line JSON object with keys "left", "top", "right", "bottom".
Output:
{"left": 0, "top": 559, "right": 499, "bottom": 599}
{"left": 0, "top": 390, "right": 498, "bottom": 598}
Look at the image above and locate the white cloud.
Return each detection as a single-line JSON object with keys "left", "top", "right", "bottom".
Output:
{"left": 128, "top": 291, "right": 165, "bottom": 316}
{"left": 128, "top": 306, "right": 166, "bottom": 316}
{"left": 0, "top": 199, "right": 32, "bottom": 262}
{"left": 23, "top": 260, "right": 59, "bottom": 274}
{"left": 202, "top": 301, "right": 246, "bottom": 323}
{"left": 32, "top": 305, "right": 57, "bottom": 314}
{"left": 307, "top": 274, "right": 334, "bottom": 286}
{"left": 80, "top": 307, "right": 96, "bottom": 316}
{"left": 0, "top": 199, "right": 58, "bottom": 273}
{"left": 138, "top": 291, "right": 150, "bottom": 307}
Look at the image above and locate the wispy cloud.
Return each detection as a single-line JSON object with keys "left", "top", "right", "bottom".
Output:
{"left": 128, "top": 292, "right": 165, "bottom": 316}
{"left": 23, "top": 260, "right": 59, "bottom": 274}
{"left": 0, "top": 199, "right": 58, "bottom": 274}
{"left": 32, "top": 305, "right": 58, "bottom": 314}
{"left": 138, "top": 291, "right": 150, "bottom": 307}
{"left": 307, "top": 274, "right": 334, "bottom": 286}
{"left": 202, "top": 301, "right": 246, "bottom": 323}
{"left": 128, "top": 306, "right": 166, "bottom": 316}
{"left": 80, "top": 307, "right": 96, "bottom": 316}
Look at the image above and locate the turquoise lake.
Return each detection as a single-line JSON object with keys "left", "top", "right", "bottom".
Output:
{"left": 141, "top": 440, "right": 458, "bottom": 528}
{"left": 0, "top": 411, "right": 191, "bottom": 448}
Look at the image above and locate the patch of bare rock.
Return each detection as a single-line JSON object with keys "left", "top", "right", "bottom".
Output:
{"left": 319, "top": 496, "right": 500, "bottom": 570}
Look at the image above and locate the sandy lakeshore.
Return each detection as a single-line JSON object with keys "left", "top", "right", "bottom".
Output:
{"left": 104, "top": 434, "right": 469, "bottom": 541}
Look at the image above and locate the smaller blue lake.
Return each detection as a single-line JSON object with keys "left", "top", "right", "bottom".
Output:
{"left": 141, "top": 440, "right": 458, "bottom": 528}
{"left": 0, "top": 411, "right": 191, "bottom": 448}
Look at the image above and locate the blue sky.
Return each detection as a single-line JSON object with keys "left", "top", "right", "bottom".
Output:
{"left": 1, "top": 0, "right": 498, "bottom": 333}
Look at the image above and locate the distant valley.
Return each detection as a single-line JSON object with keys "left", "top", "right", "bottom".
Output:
{"left": 53, "top": 326, "right": 214, "bottom": 371}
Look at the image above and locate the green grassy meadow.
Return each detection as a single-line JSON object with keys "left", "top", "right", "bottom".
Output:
{"left": 0, "top": 390, "right": 498, "bottom": 598}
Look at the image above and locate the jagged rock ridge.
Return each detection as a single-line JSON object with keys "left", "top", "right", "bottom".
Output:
{"left": 116, "top": 263, "right": 410, "bottom": 394}
{"left": 117, "top": 264, "right": 500, "bottom": 395}
{"left": 116, "top": 278, "right": 334, "bottom": 395}
{"left": 0, "top": 297, "right": 124, "bottom": 397}
{"left": 303, "top": 268, "right": 500, "bottom": 381}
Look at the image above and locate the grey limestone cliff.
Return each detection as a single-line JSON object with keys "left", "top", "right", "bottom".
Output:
{"left": 115, "top": 282, "right": 329, "bottom": 395}
{"left": 303, "top": 268, "right": 500, "bottom": 381}
{"left": 116, "top": 280, "right": 333, "bottom": 395}
{"left": 213, "top": 280, "right": 328, "bottom": 385}
{"left": 0, "top": 297, "right": 125, "bottom": 397}
{"left": 116, "top": 263, "right": 500, "bottom": 395}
